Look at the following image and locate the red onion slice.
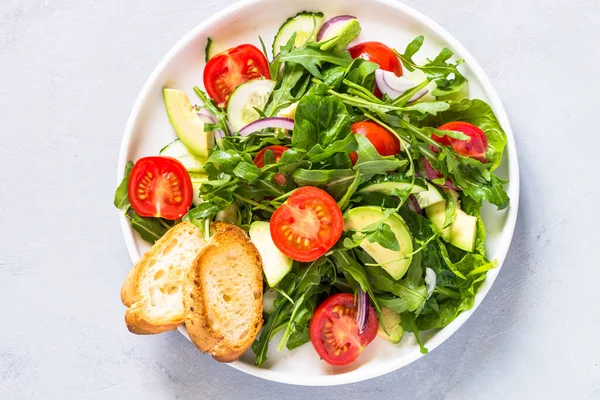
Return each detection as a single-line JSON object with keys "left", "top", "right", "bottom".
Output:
{"left": 375, "top": 69, "right": 429, "bottom": 102}
{"left": 424, "top": 157, "right": 459, "bottom": 191}
{"left": 317, "top": 15, "right": 357, "bottom": 42}
{"left": 356, "top": 287, "right": 369, "bottom": 334}
{"left": 238, "top": 117, "right": 294, "bottom": 137}
{"left": 408, "top": 194, "right": 422, "bottom": 215}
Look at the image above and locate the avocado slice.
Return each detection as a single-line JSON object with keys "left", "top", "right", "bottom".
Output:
{"left": 344, "top": 206, "right": 413, "bottom": 280}
{"left": 425, "top": 190, "right": 477, "bottom": 252}
{"left": 163, "top": 88, "right": 215, "bottom": 158}
{"left": 377, "top": 307, "right": 404, "bottom": 343}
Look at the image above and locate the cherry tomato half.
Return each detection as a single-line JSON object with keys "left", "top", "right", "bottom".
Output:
{"left": 127, "top": 156, "right": 193, "bottom": 220}
{"left": 349, "top": 121, "right": 401, "bottom": 165}
{"left": 432, "top": 121, "right": 488, "bottom": 163}
{"left": 270, "top": 187, "right": 343, "bottom": 262}
{"left": 309, "top": 293, "right": 378, "bottom": 366}
{"left": 203, "top": 44, "right": 271, "bottom": 107}
{"left": 348, "top": 41, "right": 403, "bottom": 77}
{"left": 253, "top": 145, "right": 290, "bottom": 168}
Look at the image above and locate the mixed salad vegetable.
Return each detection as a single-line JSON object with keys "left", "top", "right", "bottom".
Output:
{"left": 114, "top": 11, "right": 509, "bottom": 367}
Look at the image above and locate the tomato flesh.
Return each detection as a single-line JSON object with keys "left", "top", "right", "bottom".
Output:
{"left": 253, "top": 145, "right": 290, "bottom": 168}
{"left": 348, "top": 41, "right": 403, "bottom": 77}
{"left": 433, "top": 121, "right": 488, "bottom": 162}
{"left": 309, "top": 293, "right": 378, "bottom": 366}
{"left": 203, "top": 44, "right": 271, "bottom": 106}
{"left": 349, "top": 121, "right": 401, "bottom": 164}
{"left": 270, "top": 187, "right": 343, "bottom": 262}
{"left": 128, "top": 156, "right": 193, "bottom": 220}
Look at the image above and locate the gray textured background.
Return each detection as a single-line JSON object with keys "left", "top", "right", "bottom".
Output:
{"left": 1, "top": 0, "right": 599, "bottom": 398}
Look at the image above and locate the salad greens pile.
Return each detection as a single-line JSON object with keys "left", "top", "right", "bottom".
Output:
{"left": 115, "top": 11, "right": 509, "bottom": 367}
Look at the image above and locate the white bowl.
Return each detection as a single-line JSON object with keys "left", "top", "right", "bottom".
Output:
{"left": 117, "top": 0, "right": 519, "bottom": 386}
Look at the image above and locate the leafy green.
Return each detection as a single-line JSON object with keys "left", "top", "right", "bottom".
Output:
{"left": 278, "top": 41, "right": 352, "bottom": 79}
{"left": 396, "top": 36, "right": 466, "bottom": 97}
{"left": 293, "top": 92, "right": 352, "bottom": 149}
{"left": 114, "top": 161, "right": 134, "bottom": 211}
{"left": 125, "top": 208, "right": 170, "bottom": 244}
{"left": 265, "top": 63, "right": 308, "bottom": 117}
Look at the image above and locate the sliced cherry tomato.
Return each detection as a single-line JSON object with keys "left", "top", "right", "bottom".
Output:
{"left": 253, "top": 145, "right": 290, "bottom": 168}
{"left": 432, "top": 121, "right": 488, "bottom": 162}
{"left": 349, "top": 121, "right": 401, "bottom": 164}
{"left": 270, "top": 187, "right": 343, "bottom": 262}
{"left": 127, "top": 156, "right": 192, "bottom": 220}
{"left": 203, "top": 44, "right": 271, "bottom": 107}
{"left": 309, "top": 293, "right": 378, "bottom": 366}
{"left": 348, "top": 41, "right": 403, "bottom": 76}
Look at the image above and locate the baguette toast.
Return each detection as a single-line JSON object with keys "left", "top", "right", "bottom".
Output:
{"left": 120, "top": 221, "right": 208, "bottom": 334}
{"left": 183, "top": 224, "right": 264, "bottom": 362}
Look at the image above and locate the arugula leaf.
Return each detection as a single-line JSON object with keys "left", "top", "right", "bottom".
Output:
{"left": 233, "top": 161, "right": 261, "bottom": 183}
{"left": 422, "top": 98, "right": 508, "bottom": 171}
{"left": 343, "top": 58, "right": 379, "bottom": 92}
{"left": 365, "top": 223, "right": 400, "bottom": 251}
{"left": 354, "top": 135, "right": 408, "bottom": 179}
{"left": 114, "top": 161, "right": 134, "bottom": 210}
{"left": 278, "top": 42, "right": 352, "bottom": 78}
{"left": 396, "top": 36, "right": 466, "bottom": 97}
{"left": 330, "top": 250, "right": 381, "bottom": 313}
{"left": 292, "top": 168, "right": 356, "bottom": 200}
{"left": 265, "top": 63, "right": 308, "bottom": 117}
{"left": 400, "top": 311, "right": 428, "bottom": 354}
{"left": 125, "top": 208, "right": 170, "bottom": 244}
{"left": 368, "top": 265, "right": 427, "bottom": 312}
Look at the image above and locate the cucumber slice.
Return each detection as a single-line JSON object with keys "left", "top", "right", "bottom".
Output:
{"left": 249, "top": 221, "right": 293, "bottom": 287}
{"left": 205, "top": 37, "right": 225, "bottom": 62}
{"left": 159, "top": 139, "right": 206, "bottom": 172}
{"left": 227, "top": 79, "right": 275, "bottom": 132}
{"left": 413, "top": 183, "right": 444, "bottom": 208}
{"left": 272, "top": 11, "right": 324, "bottom": 55}
{"left": 215, "top": 203, "right": 238, "bottom": 224}
{"left": 377, "top": 307, "right": 404, "bottom": 344}
{"left": 189, "top": 173, "right": 208, "bottom": 206}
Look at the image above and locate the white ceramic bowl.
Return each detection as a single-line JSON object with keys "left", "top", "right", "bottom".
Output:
{"left": 117, "top": 0, "right": 519, "bottom": 386}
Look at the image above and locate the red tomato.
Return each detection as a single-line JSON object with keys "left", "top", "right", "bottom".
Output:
{"left": 349, "top": 121, "right": 401, "bottom": 164}
{"left": 309, "top": 293, "right": 378, "bottom": 366}
{"left": 203, "top": 44, "right": 271, "bottom": 107}
{"left": 270, "top": 187, "right": 343, "bottom": 262}
{"left": 432, "top": 121, "right": 488, "bottom": 162}
{"left": 128, "top": 157, "right": 193, "bottom": 220}
{"left": 348, "top": 41, "right": 403, "bottom": 76}
{"left": 253, "top": 145, "right": 290, "bottom": 168}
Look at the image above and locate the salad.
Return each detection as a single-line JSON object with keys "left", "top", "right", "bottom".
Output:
{"left": 114, "top": 11, "right": 509, "bottom": 367}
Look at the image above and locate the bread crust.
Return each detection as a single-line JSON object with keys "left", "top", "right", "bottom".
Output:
{"left": 183, "top": 224, "right": 264, "bottom": 362}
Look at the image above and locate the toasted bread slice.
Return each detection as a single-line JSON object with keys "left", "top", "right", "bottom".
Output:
{"left": 184, "top": 224, "right": 264, "bottom": 362}
{"left": 121, "top": 221, "right": 208, "bottom": 334}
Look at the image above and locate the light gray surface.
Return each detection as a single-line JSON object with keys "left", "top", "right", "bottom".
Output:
{"left": 1, "top": 0, "right": 599, "bottom": 398}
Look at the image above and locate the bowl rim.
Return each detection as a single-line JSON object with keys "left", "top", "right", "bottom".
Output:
{"left": 117, "top": 0, "right": 520, "bottom": 386}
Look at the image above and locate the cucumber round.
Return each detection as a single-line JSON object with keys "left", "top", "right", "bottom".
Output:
{"left": 272, "top": 11, "right": 324, "bottom": 55}
{"left": 227, "top": 79, "right": 275, "bottom": 132}
{"left": 159, "top": 139, "right": 206, "bottom": 172}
